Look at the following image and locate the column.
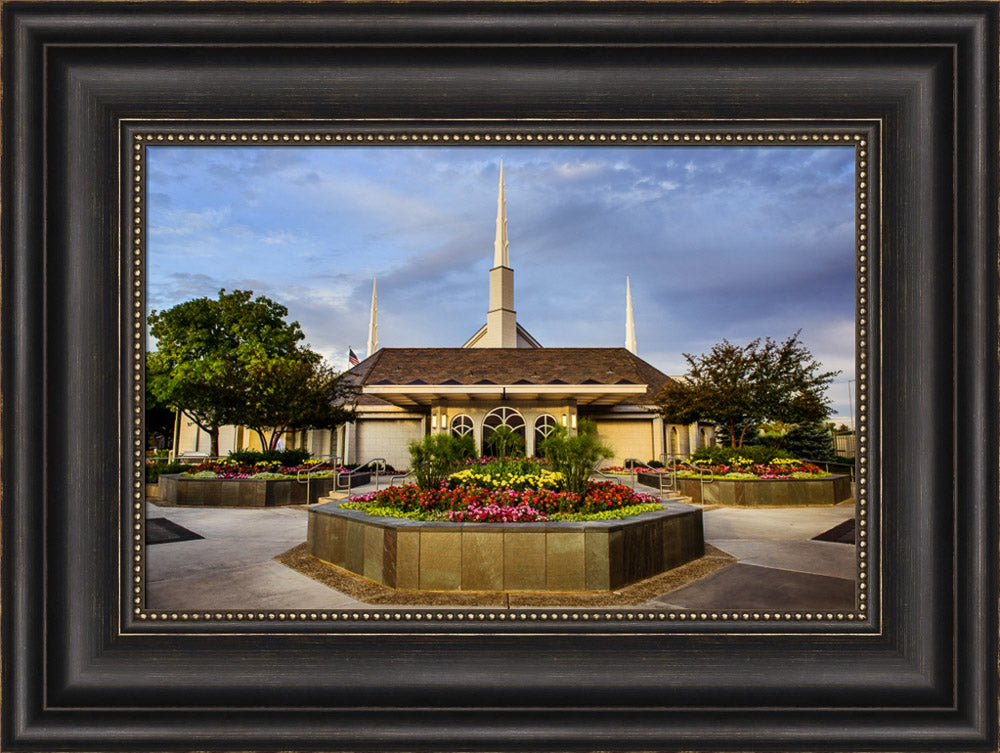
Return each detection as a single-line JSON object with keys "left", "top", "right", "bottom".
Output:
{"left": 652, "top": 415, "right": 664, "bottom": 463}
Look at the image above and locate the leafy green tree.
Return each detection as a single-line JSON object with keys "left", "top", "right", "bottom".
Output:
{"left": 144, "top": 373, "right": 177, "bottom": 450}
{"left": 656, "top": 331, "right": 839, "bottom": 448}
{"left": 239, "top": 358, "right": 356, "bottom": 451}
{"left": 538, "top": 420, "right": 612, "bottom": 499}
{"left": 147, "top": 289, "right": 350, "bottom": 456}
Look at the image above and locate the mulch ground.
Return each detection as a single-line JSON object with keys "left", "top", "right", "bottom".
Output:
{"left": 274, "top": 543, "right": 736, "bottom": 607}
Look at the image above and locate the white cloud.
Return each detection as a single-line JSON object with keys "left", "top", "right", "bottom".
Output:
{"left": 150, "top": 206, "right": 231, "bottom": 237}
{"left": 554, "top": 160, "right": 608, "bottom": 179}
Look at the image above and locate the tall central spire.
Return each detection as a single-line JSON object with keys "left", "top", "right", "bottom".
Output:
{"left": 494, "top": 160, "right": 510, "bottom": 268}
{"left": 482, "top": 161, "right": 517, "bottom": 347}
{"left": 461, "top": 161, "right": 541, "bottom": 349}
{"left": 625, "top": 276, "right": 637, "bottom": 355}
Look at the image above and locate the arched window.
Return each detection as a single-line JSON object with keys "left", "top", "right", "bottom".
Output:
{"left": 670, "top": 427, "right": 680, "bottom": 457}
{"left": 533, "top": 414, "right": 557, "bottom": 457}
{"left": 482, "top": 407, "right": 526, "bottom": 457}
{"left": 700, "top": 428, "right": 708, "bottom": 448}
{"left": 450, "top": 414, "right": 474, "bottom": 438}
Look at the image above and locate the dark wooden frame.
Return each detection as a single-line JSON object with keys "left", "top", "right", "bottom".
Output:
{"left": 3, "top": 2, "right": 997, "bottom": 751}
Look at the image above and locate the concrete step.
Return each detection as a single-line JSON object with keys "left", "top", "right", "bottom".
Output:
{"left": 663, "top": 494, "right": 694, "bottom": 504}
{"left": 316, "top": 492, "right": 350, "bottom": 503}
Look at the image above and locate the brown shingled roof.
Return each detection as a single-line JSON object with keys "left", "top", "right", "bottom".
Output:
{"left": 346, "top": 348, "right": 673, "bottom": 405}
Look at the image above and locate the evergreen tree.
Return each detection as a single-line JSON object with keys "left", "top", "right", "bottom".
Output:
{"left": 780, "top": 422, "right": 836, "bottom": 461}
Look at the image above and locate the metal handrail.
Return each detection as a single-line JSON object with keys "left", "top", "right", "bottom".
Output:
{"left": 357, "top": 458, "right": 387, "bottom": 492}
{"left": 296, "top": 456, "right": 340, "bottom": 505}
{"left": 334, "top": 457, "right": 388, "bottom": 493}
{"left": 295, "top": 457, "right": 337, "bottom": 482}
{"left": 680, "top": 459, "right": 716, "bottom": 503}
{"left": 590, "top": 465, "right": 620, "bottom": 483}
{"left": 620, "top": 458, "right": 644, "bottom": 489}
{"left": 389, "top": 471, "right": 415, "bottom": 487}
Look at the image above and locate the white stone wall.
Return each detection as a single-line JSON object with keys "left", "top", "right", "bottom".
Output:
{"left": 665, "top": 424, "right": 692, "bottom": 460}
{"left": 176, "top": 416, "right": 238, "bottom": 457}
{"left": 434, "top": 403, "right": 574, "bottom": 457}
{"left": 592, "top": 419, "right": 654, "bottom": 467}
{"left": 355, "top": 419, "right": 425, "bottom": 470}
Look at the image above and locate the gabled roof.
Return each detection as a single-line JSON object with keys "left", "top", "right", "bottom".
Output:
{"left": 461, "top": 322, "right": 543, "bottom": 349}
{"left": 345, "top": 347, "right": 674, "bottom": 408}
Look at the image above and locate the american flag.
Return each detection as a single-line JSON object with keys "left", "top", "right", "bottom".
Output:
{"left": 348, "top": 347, "right": 360, "bottom": 366}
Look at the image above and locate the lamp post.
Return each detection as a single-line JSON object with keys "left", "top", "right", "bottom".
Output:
{"left": 847, "top": 378, "right": 855, "bottom": 430}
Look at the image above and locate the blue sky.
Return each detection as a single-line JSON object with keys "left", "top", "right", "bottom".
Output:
{"left": 147, "top": 145, "right": 857, "bottom": 425}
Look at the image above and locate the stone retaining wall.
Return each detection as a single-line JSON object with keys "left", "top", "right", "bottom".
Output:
{"left": 637, "top": 472, "right": 851, "bottom": 506}
{"left": 307, "top": 502, "right": 704, "bottom": 591}
{"left": 158, "top": 473, "right": 348, "bottom": 507}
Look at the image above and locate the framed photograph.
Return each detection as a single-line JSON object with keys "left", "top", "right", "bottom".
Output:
{"left": 3, "top": 3, "right": 996, "bottom": 752}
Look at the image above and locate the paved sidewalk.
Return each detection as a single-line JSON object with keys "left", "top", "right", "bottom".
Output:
{"left": 146, "top": 481, "right": 856, "bottom": 612}
{"left": 145, "top": 502, "right": 365, "bottom": 610}
{"left": 646, "top": 504, "right": 856, "bottom": 610}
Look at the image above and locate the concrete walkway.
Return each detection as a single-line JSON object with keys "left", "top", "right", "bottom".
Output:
{"left": 646, "top": 504, "right": 856, "bottom": 610}
{"left": 145, "top": 482, "right": 856, "bottom": 612}
{"left": 145, "top": 502, "right": 365, "bottom": 610}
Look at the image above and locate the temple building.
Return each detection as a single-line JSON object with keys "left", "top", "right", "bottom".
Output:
{"left": 173, "top": 163, "right": 714, "bottom": 467}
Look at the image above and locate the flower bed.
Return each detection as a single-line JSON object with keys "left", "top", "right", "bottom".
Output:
{"left": 307, "top": 500, "right": 704, "bottom": 592}
{"left": 158, "top": 473, "right": 341, "bottom": 507}
{"left": 605, "top": 458, "right": 850, "bottom": 506}
{"left": 604, "top": 457, "right": 831, "bottom": 480}
{"left": 631, "top": 471, "right": 851, "bottom": 507}
{"left": 307, "top": 455, "right": 705, "bottom": 591}
{"left": 178, "top": 458, "right": 396, "bottom": 480}
{"left": 342, "top": 456, "right": 663, "bottom": 522}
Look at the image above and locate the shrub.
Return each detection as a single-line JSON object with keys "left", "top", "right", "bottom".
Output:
{"left": 780, "top": 422, "right": 836, "bottom": 461}
{"left": 146, "top": 460, "right": 185, "bottom": 483}
{"left": 646, "top": 459, "right": 665, "bottom": 468}
{"left": 690, "top": 445, "right": 794, "bottom": 466}
{"left": 454, "top": 434, "right": 477, "bottom": 461}
{"left": 227, "top": 448, "right": 312, "bottom": 467}
{"left": 538, "top": 419, "right": 612, "bottom": 498}
{"left": 409, "top": 434, "right": 473, "bottom": 490}
{"left": 482, "top": 425, "right": 524, "bottom": 459}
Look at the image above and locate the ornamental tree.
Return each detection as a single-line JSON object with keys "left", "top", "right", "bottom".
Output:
{"left": 655, "top": 331, "right": 839, "bottom": 448}
{"left": 239, "top": 358, "right": 356, "bottom": 451}
{"left": 147, "top": 289, "right": 353, "bottom": 456}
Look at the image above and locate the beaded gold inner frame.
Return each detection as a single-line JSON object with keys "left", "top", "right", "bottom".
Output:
{"left": 125, "top": 121, "right": 878, "bottom": 632}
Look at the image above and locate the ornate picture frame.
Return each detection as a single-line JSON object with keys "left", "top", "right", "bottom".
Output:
{"left": 3, "top": 3, "right": 996, "bottom": 751}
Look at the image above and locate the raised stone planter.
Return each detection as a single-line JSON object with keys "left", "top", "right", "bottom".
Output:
{"left": 158, "top": 473, "right": 345, "bottom": 507}
{"left": 307, "top": 501, "right": 704, "bottom": 591}
{"left": 637, "top": 472, "right": 851, "bottom": 506}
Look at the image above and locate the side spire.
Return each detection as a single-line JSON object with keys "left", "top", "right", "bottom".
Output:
{"left": 625, "top": 276, "right": 637, "bottom": 354}
{"left": 493, "top": 159, "right": 510, "bottom": 268}
{"left": 366, "top": 277, "right": 379, "bottom": 358}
